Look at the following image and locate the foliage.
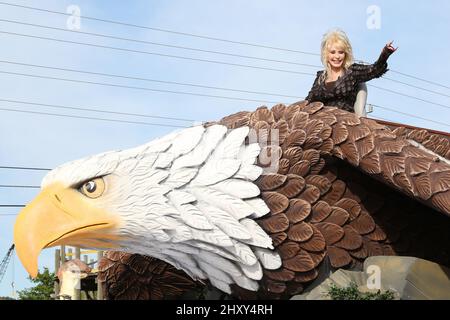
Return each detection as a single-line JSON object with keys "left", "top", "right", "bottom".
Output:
{"left": 17, "top": 267, "right": 55, "bottom": 300}
{"left": 327, "top": 281, "right": 395, "bottom": 300}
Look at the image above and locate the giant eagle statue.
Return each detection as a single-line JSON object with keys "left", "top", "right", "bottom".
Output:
{"left": 14, "top": 101, "right": 450, "bottom": 299}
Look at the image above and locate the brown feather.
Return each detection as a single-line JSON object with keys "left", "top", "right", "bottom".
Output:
{"left": 261, "top": 192, "right": 289, "bottom": 214}
{"left": 283, "top": 250, "right": 315, "bottom": 272}
{"left": 285, "top": 199, "right": 311, "bottom": 223}
{"left": 287, "top": 222, "right": 314, "bottom": 242}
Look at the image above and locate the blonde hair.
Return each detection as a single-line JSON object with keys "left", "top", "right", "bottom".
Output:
{"left": 320, "top": 29, "right": 354, "bottom": 83}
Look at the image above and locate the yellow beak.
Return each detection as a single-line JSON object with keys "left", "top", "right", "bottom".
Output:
{"left": 14, "top": 183, "right": 122, "bottom": 278}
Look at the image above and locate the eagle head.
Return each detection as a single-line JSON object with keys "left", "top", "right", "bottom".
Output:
{"left": 14, "top": 124, "right": 280, "bottom": 293}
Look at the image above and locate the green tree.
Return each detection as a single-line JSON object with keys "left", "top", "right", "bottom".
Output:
{"left": 17, "top": 267, "right": 55, "bottom": 300}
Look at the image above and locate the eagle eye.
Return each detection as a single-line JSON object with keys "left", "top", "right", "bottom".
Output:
{"left": 79, "top": 177, "right": 105, "bottom": 199}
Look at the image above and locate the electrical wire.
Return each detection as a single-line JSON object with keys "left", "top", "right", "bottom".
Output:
{"left": 0, "top": 1, "right": 448, "bottom": 90}
{"left": 0, "top": 166, "right": 51, "bottom": 171}
{"left": 370, "top": 103, "right": 450, "bottom": 129}
{"left": 0, "top": 19, "right": 321, "bottom": 69}
{"left": 1, "top": 19, "right": 448, "bottom": 99}
{"left": 0, "top": 1, "right": 320, "bottom": 56}
{"left": 1, "top": 33, "right": 448, "bottom": 109}
{"left": 0, "top": 70, "right": 285, "bottom": 104}
{"left": 0, "top": 98, "right": 199, "bottom": 122}
{"left": 0, "top": 30, "right": 315, "bottom": 77}
{"left": 0, "top": 185, "right": 39, "bottom": 188}
{"left": 0, "top": 60, "right": 303, "bottom": 99}
{"left": 0, "top": 205, "right": 25, "bottom": 208}
{"left": 0, "top": 106, "right": 192, "bottom": 128}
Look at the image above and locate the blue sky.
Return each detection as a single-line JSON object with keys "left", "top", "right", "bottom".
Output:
{"left": 0, "top": 0, "right": 449, "bottom": 297}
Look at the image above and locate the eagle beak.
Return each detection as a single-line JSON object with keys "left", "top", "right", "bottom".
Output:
{"left": 14, "top": 183, "right": 121, "bottom": 278}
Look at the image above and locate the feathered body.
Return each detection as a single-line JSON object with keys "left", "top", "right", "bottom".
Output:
{"left": 15, "top": 101, "right": 450, "bottom": 299}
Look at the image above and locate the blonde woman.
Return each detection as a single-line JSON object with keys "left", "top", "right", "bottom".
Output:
{"left": 306, "top": 29, "right": 397, "bottom": 114}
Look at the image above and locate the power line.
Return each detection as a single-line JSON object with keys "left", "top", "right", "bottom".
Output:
{"left": 0, "top": 98, "right": 199, "bottom": 123}
{"left": 1, "top": 32, "right": 448, "bottom": 108}
{"left": 0, "top": 20, "right": 447, "bottom": 100}
{"left": 0, "top": 106, "right": 191, "bottom": 128}
{"left": 0, "top": 30, "right": 315, "bottom": 77}
{"left": 0, "top": 166, "right": 51, "bottom": 171}
{"left": 382, "top": 77, "right": 450, "bottom": 99}
{"left": 3, "top": 60, "right": 449, "bottom": 111}
{"left": 0, "top": 99, "right": 446, "bottom": 144}
{"left": 0, "top": 19, "right": 321, "bottom": 69}
{"left": 2, "top": 67, "right": 448, "bottom": 112}
{"left": 369, "top": 84, "right": 450, "bottom": 110}
{"left": 0, "top": 185, "right": 39, "bottom": 189}
{"left": 0, "top": 205, "right": 25, "bottom": 208}
{"left": 0, "top": 1, "right": 448, "bottom": 91}
{"left": 370, "top": 103, "right": 450, "bottom": 129}
{"left": 0, "top": 60, "right": 303, "bottom": 99}
{"left": 0, "top": 70, "right": 284, "bottom": 104}
{"left": 390, "top": 70, "right": 450, "bottom": 91}
{"left": 0, "top": 1, "right": 320, "bottom": 56}
{"left": 0, "top": 73, "right": 447, "bottom": 129}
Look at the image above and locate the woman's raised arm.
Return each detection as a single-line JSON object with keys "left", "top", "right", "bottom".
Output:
{"left": 350, "top": 41, "right": 398, "bottom": 82}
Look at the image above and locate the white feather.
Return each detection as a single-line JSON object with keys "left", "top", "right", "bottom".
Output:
{"left": 145, "top": 169, "right": 170, "bottom": 185}
{"left": 190, "top": 187, "right": 255, "bottom": 220}
{"left": 165, "top": 167, "right": 198, "bottom": 188}
{"left": 169, "top": 125, "right": 205, "bottom": 158}
{"left": 245, "top": 198, "right": 270, "bottom": 218}
{"left": 231, "top": 275, "right": 259, "bottom": 291}
{"left": 225, "top": 240, "right": 258, "bottom": 266}
{"left": 191, "top": 228, "right": 233, "bottom": 247}
{"left": 161, "top": 255, "right": 206, "bottom": 280}
{"left": 186, "top": 240, "right": 240, "bottom": 262}
{"left": 196, "top": 202, "right": 252, "bottom": 240}
{"left": 167, "top": 190, "right": 196, "bottom": 206}
{"left": 197, "top": 260, "right": 233, "bottom": 284}
{"left": 198, "top": 251, "right": 243, "bottom": 277}
{"left": 145, "top": 202, "right": 178, "bottom": 217}
{"left": 190, "top": 158, "right": 240, "bottom": 186}
{"left": 238, "top": 143, "right": 261, "bottom": 166}
{"left": 240, "top": 261, "right": 264, "bottom": 280}
{"left": 162, "top": 249, "right": 198, "bottom": 268}
{"left": 171, "top": 125, "right": 227, "bottom": 170}
{"left": 178, "top": 203, "right": 214, "bottom": 230}
{"left": 210, "top": 179, "right": 260, "bottom": 198}
{"left": 165, "top": 226, "right": 193, "bottom": 243}
{"left": 167, "top": 243, "right": 201, "bottom": 255}
{"left": 153, "top": 216, "right": 182, "bottom": 230}
{"left": 153, "top": 152, "right": 173, "bottom": 168}
{"left": 254, "top": 248, "right": 282, "bottom": 270}
{"left": 152, "top": 230, "right": 171, "bottom": 242}
{"left": 240, "top": 219, "right": 274, "bottom": 249}
{"left": 234, "top": 164, "right": 263, "bottom": 181}
{"left": 212, "top": 126, "right": 249, "bottom": 160}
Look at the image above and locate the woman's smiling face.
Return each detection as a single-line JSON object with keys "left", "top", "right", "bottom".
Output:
{"left": 327, "top": 42, "right": 346, "bottom": 70}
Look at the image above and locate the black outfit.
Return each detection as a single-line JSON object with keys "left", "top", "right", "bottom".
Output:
{"left": 306, "top": 47, "right": 393, "bottom": 112}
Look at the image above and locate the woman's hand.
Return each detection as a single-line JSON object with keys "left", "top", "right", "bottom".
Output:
{"left": 384, "top": 40, "right": 398, "bottom": 54}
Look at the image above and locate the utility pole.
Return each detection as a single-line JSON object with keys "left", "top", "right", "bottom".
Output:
{"left": 0, "top": 245, "right": 15, "bottom": 284}
{"left": 74, "top": 247, "right": 81, "bottom": 300}
{"left": 96, "top": 251, "right": 104, "bottom": 300}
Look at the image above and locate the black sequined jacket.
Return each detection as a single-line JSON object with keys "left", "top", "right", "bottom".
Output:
{"left": 306, "top": 47, "right": 392, "bottom": 112}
